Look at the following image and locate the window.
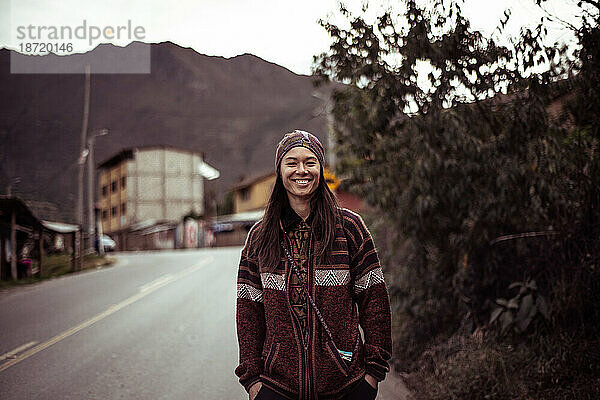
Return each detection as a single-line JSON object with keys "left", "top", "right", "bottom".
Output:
{"left": 102, "top": 185, "right": 107, "bottom": 197}
{"left": 102, "top": 210, "right": 108, "bottom": 220}
{"left": 121, "top": 176, "right": 126, "bottom": 189}
{"left": 121, "top": 203, "right": 126, "bottom": 213}
{"left": 111, "top": 206, "right": 117, "bottom": 217}
{"left": 240, "top": 187, "right": 250, "bottom": 201}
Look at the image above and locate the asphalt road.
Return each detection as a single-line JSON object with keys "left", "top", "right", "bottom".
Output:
{"left": 0, "top": 248, "right": 410, "bottom": 400}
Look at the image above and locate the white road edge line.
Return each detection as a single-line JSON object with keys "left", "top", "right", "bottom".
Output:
{"left": 0, "top": 341, "right": 38, "bottom": 361}
{"left": 0, "top": 256, "right": 213, "bottom": 373}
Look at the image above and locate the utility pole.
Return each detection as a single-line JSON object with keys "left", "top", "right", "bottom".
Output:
{"left": 96, "top": 202, "right": 105, "bottom": 255}
{"left": 6, "top": 177, "right": 21, "bottom": 197}
{"left": 10, "top": 210, "right": 17, "bottom": 279}
{"left": 87, "top": 129, "right": 108, "bottom": 253}
{"left": 312, "top": 90, "right": 335, "bottom": 168}
{"left": 77, "top": 65, "right": 90, "bottom": 250}
{"left": 325, "top": 95, "right": 335, "bottom": 169}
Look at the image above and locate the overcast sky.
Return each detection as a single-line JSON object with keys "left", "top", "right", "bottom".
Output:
{"left": 0, "top": 0, "right": 583, "bottom": 75}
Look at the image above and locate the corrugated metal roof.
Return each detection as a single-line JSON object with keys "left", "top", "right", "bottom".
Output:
{"left": 41, "top": 220, "right": 79, "bottom": 233}
{"left": 0, "top": 196, "right": 80, "bottom": 233}
{"left": 215, "top": 209, "right": 264, "bottom": 224}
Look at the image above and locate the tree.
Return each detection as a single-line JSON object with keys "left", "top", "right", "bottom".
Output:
{"left": 314, "top": 0, "right": 599, "bottom": 369}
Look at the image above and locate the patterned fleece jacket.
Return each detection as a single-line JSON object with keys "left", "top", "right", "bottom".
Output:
{"left": 235, "top": 208, "right": 392, "bottom": 400}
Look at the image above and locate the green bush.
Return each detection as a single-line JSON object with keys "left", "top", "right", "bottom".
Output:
{"left": 316, "top": 1, "right": 600, "bottom": 379}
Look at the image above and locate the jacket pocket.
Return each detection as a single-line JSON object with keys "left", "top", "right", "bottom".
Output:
{"left": 325, "top": 339, "right": 350, "bottom": 376}
{"left": 264, "top": 341, "right": 280, "bottom": 375}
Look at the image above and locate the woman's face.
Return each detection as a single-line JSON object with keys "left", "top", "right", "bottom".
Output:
{"left": 280, "top": 146, "right": 321, "bottom": 201}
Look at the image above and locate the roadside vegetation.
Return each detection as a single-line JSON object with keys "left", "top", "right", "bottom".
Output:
{"left": 315, "top": 0, "right": 599, "bottom": 398}
{"left": 0, "top": 253, "right": 115, "bottom": 291}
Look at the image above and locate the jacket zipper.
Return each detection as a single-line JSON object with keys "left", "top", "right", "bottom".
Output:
{"left": 283, "top": 234, "right": 308, "bottom": 399}
{"left": 306, "top": 238, "right": 316, "bottom": 399}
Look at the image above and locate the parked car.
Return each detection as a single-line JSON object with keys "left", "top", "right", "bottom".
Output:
{"left": 101, "top": 235, "right": 116, "bottom": 252}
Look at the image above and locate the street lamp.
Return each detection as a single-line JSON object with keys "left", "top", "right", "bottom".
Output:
{"left": 87, "top": 129, "right": 109, "bottom": 253}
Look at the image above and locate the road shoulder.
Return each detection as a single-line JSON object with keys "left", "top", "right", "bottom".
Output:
{"left": 378, "top": 370, "right": 413, "bottom": 400}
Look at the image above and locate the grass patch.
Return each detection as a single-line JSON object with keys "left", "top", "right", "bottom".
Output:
{"left": 0, "top": 253, "right": 116, "bottom": 290}
{"left": 404, "top": 330, "right": 600, "bottom": 400}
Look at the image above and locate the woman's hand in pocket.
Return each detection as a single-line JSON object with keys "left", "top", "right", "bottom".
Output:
{"left": 249, "top": 382, "right": 262, "bottom": 400}
{"left": 365, "top": 374, "right": 378, "bottom": 390}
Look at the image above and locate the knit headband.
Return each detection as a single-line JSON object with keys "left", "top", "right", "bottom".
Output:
{"left": 275, "top": 130, "right": 325, "bottom": 168}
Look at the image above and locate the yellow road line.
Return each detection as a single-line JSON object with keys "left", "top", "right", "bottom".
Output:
{"left": 0, "top": 341, "right": 38, "bottom": 361}
{"left": 0, "top": 256, "right": 213, "bottom": 373}
{"left": 139, "top": 274, "right": 173, "bottom": 293}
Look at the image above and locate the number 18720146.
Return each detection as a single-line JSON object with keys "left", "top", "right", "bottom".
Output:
{"left": 19, "top": 42, "right": 73, "bottom": 54}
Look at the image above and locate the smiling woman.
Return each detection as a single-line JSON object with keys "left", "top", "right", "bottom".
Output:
{"left": 280, "top": 147, "right": 321, "bottom": 217}
{"left": 235, "top": 130, "right": 392, "bottom": 400}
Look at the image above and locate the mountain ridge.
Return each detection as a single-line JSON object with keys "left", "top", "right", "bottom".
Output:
{"left": 0, "top": 41, "right": 330, "bottom": 222}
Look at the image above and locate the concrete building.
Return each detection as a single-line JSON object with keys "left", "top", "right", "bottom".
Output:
{"left": 97, "top": 146, "right": 218, "bottom": 248}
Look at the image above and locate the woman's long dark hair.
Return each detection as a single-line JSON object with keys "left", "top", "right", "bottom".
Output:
{"left": 254, "top": 166, "right": 340, "bottom": 272}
